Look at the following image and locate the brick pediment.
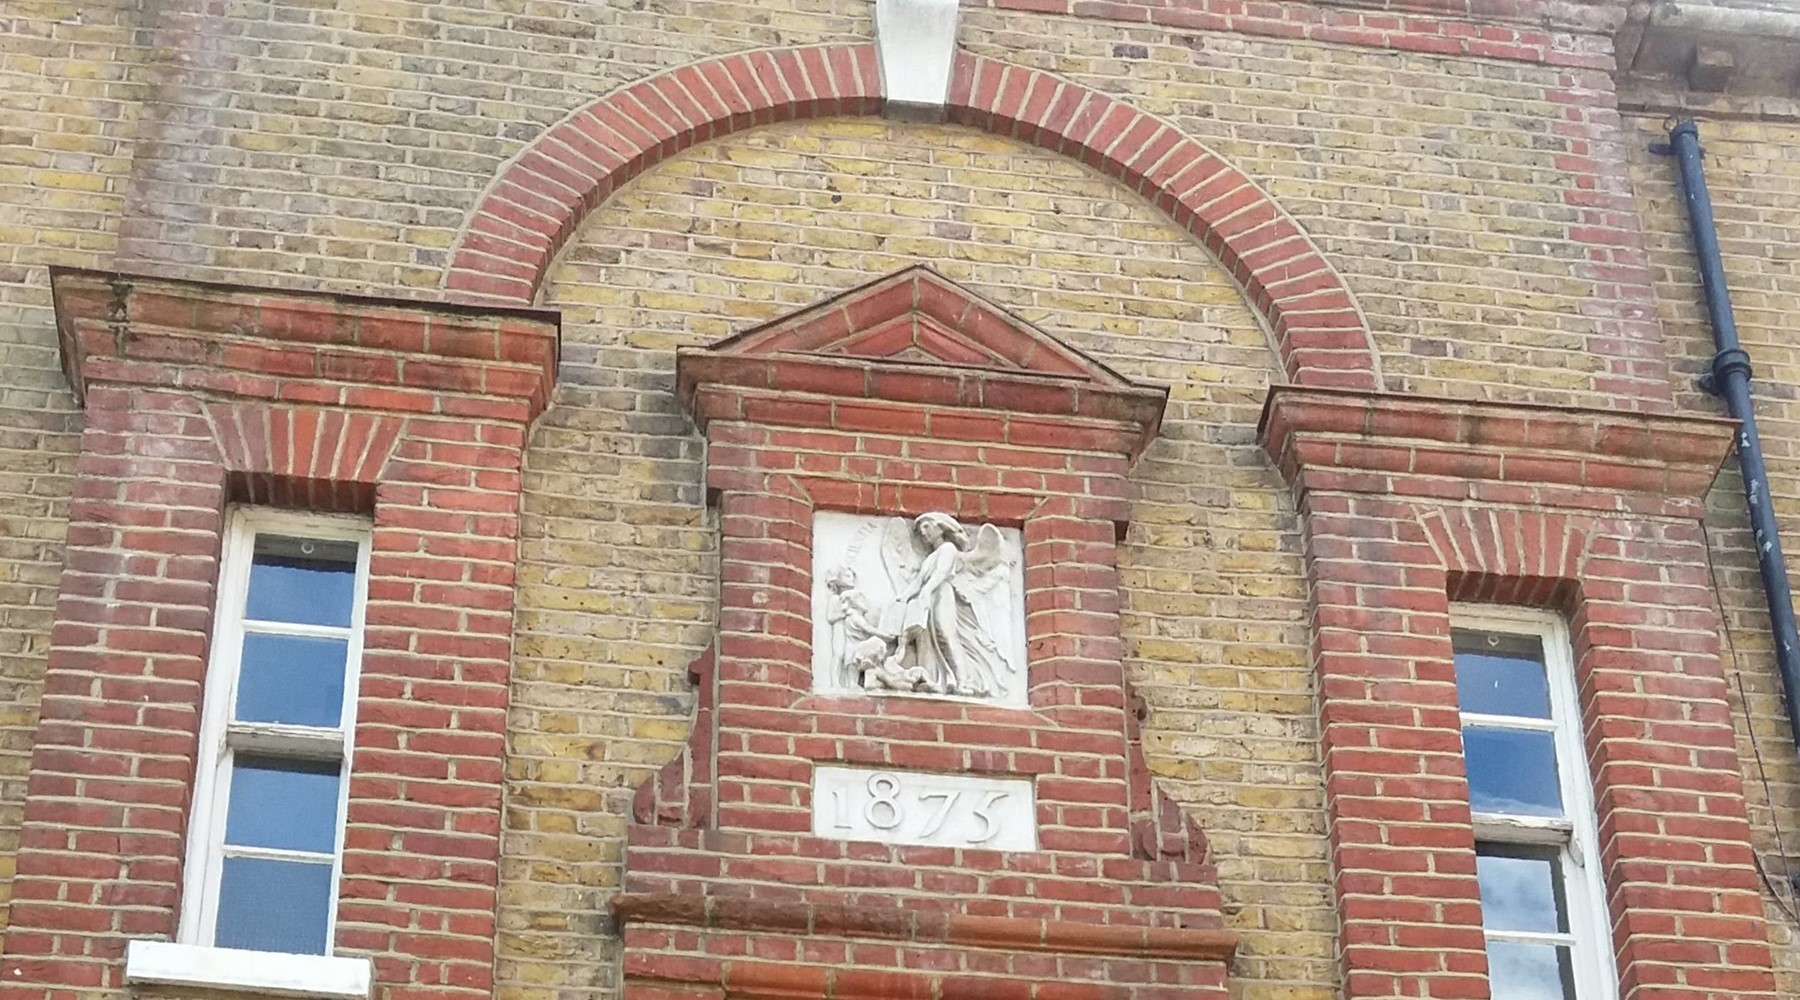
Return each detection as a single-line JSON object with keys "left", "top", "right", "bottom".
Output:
{"left": 714, "top": 265, "right": 1130, "bottom": 386}
{"left": 677, "top": 267, "right": 1169, "bottom": 461}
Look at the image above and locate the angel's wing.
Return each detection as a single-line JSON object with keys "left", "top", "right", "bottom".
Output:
{"left": 954, "top": 524, "right": 1012, "bottom": 595}
{"left": 880, "top": 516, "right": 924, "bottom": 589}
{"left": 964, "top": 524, "right": 1006, "bottom": 575}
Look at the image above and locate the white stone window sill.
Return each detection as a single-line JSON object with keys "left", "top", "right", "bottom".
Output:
{"left": 125, "top": 940, "right": 372, "bottom": 999}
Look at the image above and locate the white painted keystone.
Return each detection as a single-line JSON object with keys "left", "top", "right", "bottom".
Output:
{"left": 874, "top": 0, "right": 961, "bottom": 119}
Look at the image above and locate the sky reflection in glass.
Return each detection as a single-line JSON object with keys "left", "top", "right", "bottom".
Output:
{"left": 235, "top": 633, "right": 348, "bottom": 728}
{"left": 1486, "top": 940, "right": 1575, "bottom": 1000}
{"left": 1477, "top": 850, "right": 1565, "bottom": 934}
{"left": 215, "top": 856, "right": 333, "bottom": 955}
{"left": 224, "top": 756, "right": 341, "bottom": 854}
{"left": 1454, "top": 646, "right": 1552, "bottom": 720}
{"left": 1464, "top": 727, "right": 1562, "bottom": 817}
{"left": 246, "top": 535, "right": 358, "bottom": 628}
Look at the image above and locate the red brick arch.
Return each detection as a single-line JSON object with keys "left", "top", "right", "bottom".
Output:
{"left": 443, "top": 44, "right": 1380, "bottom": 389}
{"left": 207, "top": 402, "right": 409, "bottom": 510}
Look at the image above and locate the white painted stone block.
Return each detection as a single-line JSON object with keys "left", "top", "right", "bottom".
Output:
{"left": 813, "top": 765, "right": 1037, "bottom": 851}
{"left": 874, "top": 0, "right": 961, "bottom": 118}
{"left": 125, "top": 940, "right": 373, "bottom": 999}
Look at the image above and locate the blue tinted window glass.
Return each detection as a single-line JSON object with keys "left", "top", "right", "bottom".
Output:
{"left": 1453, "top": 630, "right": 1551, "bottom": 720}
{"left": 215, "top": 856, "right": 334, "bottom": 955}
{"left": 246, "top": 535, "right": 358, "bottom": 627}
{"left": 1464, "top": 726, "right": 1563, "bottom": 817}
{"left": 224, "top": 756, "right": 341, "bottom": 854}
{"left": 235, "top": 633, "right": 348, "bottom": 728}
{"left": 1486, "top": 940, "right": 1575, "bottom": 1000}
{"left": 1477, "top": 848, "right": 1567, "bottom": 934}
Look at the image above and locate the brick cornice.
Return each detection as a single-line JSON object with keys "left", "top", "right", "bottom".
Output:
{"left": 678, "top": 353, "right": 1168, "bottom": 460}
{"left": 677, "top": 267, "right": 1171, "bottom": 460}
{"left": 51, "top": 268, "right": 561, "bottom": 423}
{"left": 1259, "top": 385, "right": 1736, "bottom": 515}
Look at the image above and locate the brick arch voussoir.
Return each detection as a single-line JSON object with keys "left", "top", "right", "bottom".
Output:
{"left": 1419, "top": 505, "right": 1589, "bottom": 611}
{"left": 208, "top": 401, "right": 407, "bottom": 511}
{"left": 445, "top": 44, "right": 884, "bottom": 305}
{"left": 943, "top": 53, "right": 1377, "bottom": 390}
{"left": 444, "top": 45, "right": 1379, "bottom": 390}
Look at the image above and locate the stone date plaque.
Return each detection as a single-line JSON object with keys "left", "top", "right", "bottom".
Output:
{"left": 811, "top": 765, "right": 1037, "bottom": 852}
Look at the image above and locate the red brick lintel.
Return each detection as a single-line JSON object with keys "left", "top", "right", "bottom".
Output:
{"left": 677, "top": 351, "right": 1170, "bottom": 461}
{"left": 1259, "top": 385, "right": 1737, "bottom": 513}
{"left": 613, "top": 892, "right": 1238, "bottom": 962}
{"left": 50, "top": 267, "right": 562, "bottom": 422}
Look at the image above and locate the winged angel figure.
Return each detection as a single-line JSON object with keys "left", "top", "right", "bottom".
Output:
{"left": 864, "top": 512, "right": 1017, "bottom": 699}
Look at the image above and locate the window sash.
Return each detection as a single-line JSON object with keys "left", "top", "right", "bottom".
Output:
{"left": 1460, "top": 711, "right": 1557, "bottom": 733}
{"left": 220, "top": 843, "right": 337, "bottom": 864}
{"left": 179, "top": 508, "right": 371, "bottom": 954}
{"left": 1472, "top": 813, "right": 1573, "bottom": 846}
{"left": 1487, "top": 927, "right": 1578, "bottom": 948}
{"left": 1452, "top": 605, "right": 1617, "bottom": 1000}
{"left": 240, "top": 619, "right": 355, "bottom": 640}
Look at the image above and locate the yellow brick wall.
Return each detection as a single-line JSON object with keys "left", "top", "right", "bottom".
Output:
{"left": 66, "top": 1, "right": 1661, "bottom": 412}
{"left": 104, "top": 0, "right": 870, "bottom": 293}
{"left": 1, "top": 0, "right": 1800, "bottom": 995}
{"left": 1628, "top": 112, "right": 1800, "bottom": 995}
{"left": 515, "top": 118, "right": 1325, "bottom": 1000}
{"left": 0, "top": 0, "right": 150, "bottom": 930}
{"left": 955, "top": 11, "right": 1655, "bottom": 408}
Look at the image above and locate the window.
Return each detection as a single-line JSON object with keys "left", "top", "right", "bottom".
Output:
{"left": 180, "top": 509, "right": 371, "bottom": 955}
{"left": 1452, "top": 606, "right": 1615, "bottom": 1000}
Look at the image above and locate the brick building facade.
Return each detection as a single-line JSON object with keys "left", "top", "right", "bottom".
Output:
{"left": 2, "top": 1, "right": 1800, "bottom": 1000}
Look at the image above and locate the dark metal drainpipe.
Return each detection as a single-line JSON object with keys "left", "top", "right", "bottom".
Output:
{"left": 1655, "top": 119, "right": 1800, "bottom": 755}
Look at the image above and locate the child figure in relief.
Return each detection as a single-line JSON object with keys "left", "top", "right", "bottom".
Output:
{"left": 880, "top": 512, "right": 1013, "bottom": 699}
{"left": 824, "top": 566, "right": 895, "bottom": 690}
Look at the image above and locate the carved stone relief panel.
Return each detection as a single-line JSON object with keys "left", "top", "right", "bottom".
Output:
{"left": 811, "top": 511, "right": 1027, "bottom": 707}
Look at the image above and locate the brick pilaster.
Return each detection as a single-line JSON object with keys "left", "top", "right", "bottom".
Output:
{"left": 0, "top": 270, "right": 557, "bottom": 1000}
{"left": 1263, "top": 386, "right": 1777, "bottom": 1000}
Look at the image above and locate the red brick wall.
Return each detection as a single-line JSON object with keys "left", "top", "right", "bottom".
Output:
{"left": 0, "top": 271, "right": 556, "bottom": 1000}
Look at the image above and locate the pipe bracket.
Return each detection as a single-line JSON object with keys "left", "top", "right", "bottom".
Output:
{"left": 1701, "top": 347, "right": 1755, "bottom": 396}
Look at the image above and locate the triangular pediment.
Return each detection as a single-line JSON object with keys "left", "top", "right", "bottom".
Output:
{"left": 708, "top": 266, "right": 1130, "bottom": 386}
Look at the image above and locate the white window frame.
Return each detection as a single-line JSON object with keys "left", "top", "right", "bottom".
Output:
{"left": 1451, "top": 604, "right": 1617, "bottom": 1000}
{"left": 177, "top": 507, "right": 372, "bottom": 954}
